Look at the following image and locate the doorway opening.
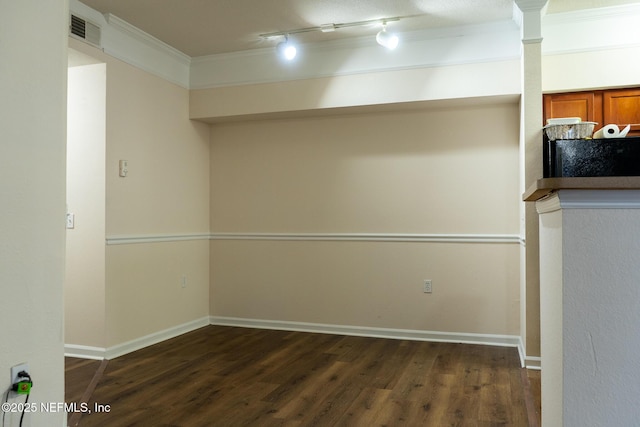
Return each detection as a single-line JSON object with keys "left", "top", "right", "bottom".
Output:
{"left": 66, "top": 48, "right": 106, "bottom": 354}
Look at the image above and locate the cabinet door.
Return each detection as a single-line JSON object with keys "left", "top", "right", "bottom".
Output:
{"left": 543, "top": 92, "right": 602, "bottom": 124}
{"left": 603, "top": 88, "right": 640, "bottom": 136}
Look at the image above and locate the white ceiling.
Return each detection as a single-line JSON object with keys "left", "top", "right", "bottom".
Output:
{"left": 78, "top": 0, "right": 640, "bottom": 57}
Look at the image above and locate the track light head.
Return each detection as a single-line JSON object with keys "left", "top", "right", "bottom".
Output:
{"left": 376, "top": 24, "right": 399, "bottom": 50}
{"left": 261, "top": 16, "right": 403, "bottom": 59}
{"left": 276, "top": 35, "right": 297, "bottom": 60}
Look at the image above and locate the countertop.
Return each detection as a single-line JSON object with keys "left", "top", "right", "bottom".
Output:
{"left": 523, "top": 176, "right": 640, "bottom": 202}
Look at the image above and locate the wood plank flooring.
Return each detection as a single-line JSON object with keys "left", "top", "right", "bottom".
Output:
{"left": 65, "top": 326, "right": 540, "bottom": 426}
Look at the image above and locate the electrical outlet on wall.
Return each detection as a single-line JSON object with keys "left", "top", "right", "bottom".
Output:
{"left": 423, "top": 280, "right": 432, "bottom": 293}
{"left": 11, "top": 363, "right": 29, "bottom": 385}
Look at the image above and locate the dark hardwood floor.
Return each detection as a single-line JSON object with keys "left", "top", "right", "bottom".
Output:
{"left": 65, "top": 326, "right": 540, "bottom": 426}
{"left": 526, "top": 369, "right": 541, "bottom": 425}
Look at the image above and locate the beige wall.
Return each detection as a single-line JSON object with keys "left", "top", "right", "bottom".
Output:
{"left": 211, "top": 104, "right": 519, "bottom": 233}
{"left": 191, "top": 60, "right": 520, "bottom": 122}
{"left": 521, "top": 41, "right": 545, "bottom": 361}
{"left": 210, "top": 101, "right": 521, "bottom": 335}
{"left": 103, "top": 49, "right": 211, "bottom": 347}
{"left": 0, "top": 1, "right": 67, "bottom": 425}
{"left": 103, "top": 54, "right": 210, "bottom": 236}
{"left": 211, "top": 241, "right": 520, "bottom": 334}
{"left": 68, "top": 39, "right": 211, "bottom": 349}
{"left": 66, "top": 62, "right": 107, "bottom": 348}
{"left": 65, "top": 38, "right": 524, "bottom": 353}
{"left": 543, "top": 46, "right": 640, "bottom": 92}
{"left": 106, "top": 240, "right": 210, "bottom": 345}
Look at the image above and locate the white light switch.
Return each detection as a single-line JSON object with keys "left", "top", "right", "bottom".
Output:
{"left": 119, "top": 160, "right": 128, "bottom": 177}
{"left": 66, "top": 213, "right": 75, "bottom": 229}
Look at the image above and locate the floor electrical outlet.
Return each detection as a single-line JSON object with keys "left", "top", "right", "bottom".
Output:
{"left": 423, "top": 280, "right": 432, "bottom": 293}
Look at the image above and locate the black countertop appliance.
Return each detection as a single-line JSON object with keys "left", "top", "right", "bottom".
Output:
{"left": 543, "top": 137, "right": 640, "bottom": 178}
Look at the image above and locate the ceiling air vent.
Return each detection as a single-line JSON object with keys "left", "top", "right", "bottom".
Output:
{"left": 70, "top": 14, "right": 101, "bottom": 48}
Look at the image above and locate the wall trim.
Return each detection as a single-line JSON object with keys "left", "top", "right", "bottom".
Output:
{"left": 65, "top": 317, "right": 210, "bottom": 360}
{"left": 102, "top": 13, "right": 191, "bottom": 88}
{"left": 104, "top": 14, "right": 191, "bottom": 66}
{"left": 71, "top": 0, "right": 640, "bottom": 92}
{"left": 525, "top": 356, "right": 542, "bottom": 370}
{"left": 65, "top": 316, "right": 532, "bottom": 368}
{"left": 559, "top": 190, "right": 640, "bottom": 209}
{"left": 64, "top": 344, "right": 106, "bottom": 360}
{"left": 190, "top": 20, "right": 520, "bottom": 89}
{"left": 69, "top": 0, "right": 191, "bottom": 88}
{"left": 544, "top": 3, "right": 640, "bottom": 26}
{"left": 535, "top": 193, "right": 562, "bottom": 214}
{"left": 105, "top": 232, "right": 522, "bottom": 245}
{"left": 210, "top": 232, "right": 522, "bottom": 243}
{"left": 542, "top": 4, "right": 640, "bottom": 56}
{"left": 106, "top": 233, "right": 210, "bottom": 245}
{"left": 210, "top": 316, "right": 523, "bottom": 364}
{"left": 517, "top": 336, "right": 541, "bottom": 370}
{"left": 105, "top": 317, "right": 210, "bottom": 360}
{"left": 536, "top": 190, "right": 640, "bottom": 213}
{"left": 542, "top": 41, "right": 640, "bottom": 58}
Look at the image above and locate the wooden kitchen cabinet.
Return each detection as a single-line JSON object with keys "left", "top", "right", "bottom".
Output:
{"left": 603, "top": 88, "right": 640, "bottom": 136}
{"left": 544, "top": 87, "right": 640, "bottom": 136}
{"left": 543, "top": 91, "right": 602, "bottom": 123}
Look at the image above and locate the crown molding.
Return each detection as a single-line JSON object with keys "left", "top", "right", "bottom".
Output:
{"left": 544, "top": 3, "right": 640, "bottom": 25}
{"left": 69, "top": 0, "right": 190, "bottom": 87}
{"left": 71, "top": 0, "right": 640, "bottom": 90}
{"left": 105, "top": 14, "right": 190, "bottom": 66}
{"left": 542, "top": 3, "right": 640, "bottom": 55}
{"left": 191, "top": 19, "right": 519, "bottom": 65}
{"left": 100, "top": 13, "right": 190, "bottom": 88}
{"left": 190, "top": 19, "right": 521, "bottom": 89}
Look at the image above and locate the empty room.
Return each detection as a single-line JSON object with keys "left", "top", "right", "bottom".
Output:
{"left": 3, "top": 1, "right": 640, "bottom": 426}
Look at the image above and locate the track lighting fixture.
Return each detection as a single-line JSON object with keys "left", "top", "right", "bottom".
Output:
{"left": 260, "top": 16, "right": 403, "bottom": 58}
{"left": 376, "top": 23, "right": 399, "bottom": 50}
{"left": 276, "top": 35, "right": 297, "bottom": 60}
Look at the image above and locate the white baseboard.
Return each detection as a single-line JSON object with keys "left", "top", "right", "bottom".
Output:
{"left": 64, "top": 344, "right": 106, "bottom": 360}
{"left": 516, "top": 337, "right": 542, "bottom": 370}
{"left": 525, "top": 356, "right": 542, "bottom": 370}
{"left": 209, "top": 315, "right": 522, "bottom": 355}
{"left": 64, "top": 316, "right": 210, "bottom": 360}
{"left": 105, "top": 317, "right": 210, "bottom": 359}
{"left": 66, "top": 316, "right": 537, "bottom": 369}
